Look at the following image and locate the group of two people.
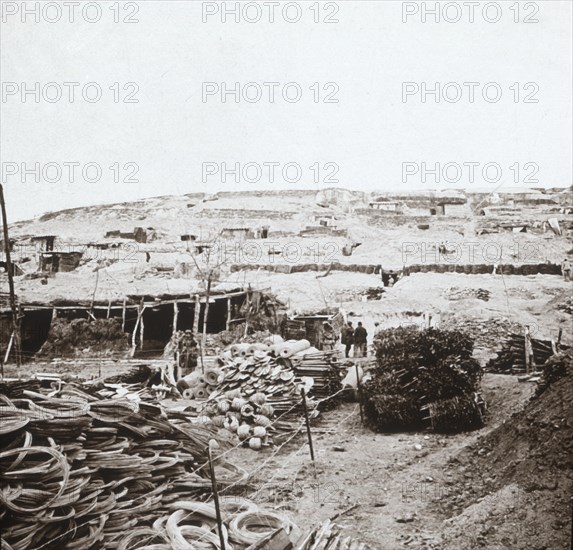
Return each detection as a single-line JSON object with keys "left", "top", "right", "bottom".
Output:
{"left": 339, "top": 321, "right": 368, "bottom": 358}
{"left": 322, "top": 321, "right": 367, "bottom": 357}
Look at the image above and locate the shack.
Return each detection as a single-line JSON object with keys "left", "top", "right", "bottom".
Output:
{"left": 0, "top": 261, "right": 24, "bottom": 276}
{"left": 293, "top": 310, "right": 345, "bottom": 348}
{"left": 31, "top": 235, "right": 56, "bottom": 251}
{"left": 369, "top": 201, "right": 401, "bottom": 212}
{"left": 220, "top": 227, "right": 252, "bottom": 240}
{"left": 0, "top": 288, "right": 279, "bottom": 360}
{"left": 39, "top": 251, "right": 83, "bottom": 273}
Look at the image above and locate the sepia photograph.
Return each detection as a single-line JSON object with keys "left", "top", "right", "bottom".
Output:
{"left": 0, "top": 1, "right": 572, "bottom": 548}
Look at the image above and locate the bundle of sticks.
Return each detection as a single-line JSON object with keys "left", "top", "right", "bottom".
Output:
{"left": 297, "top": 519, "right": 374, "bottom": 549}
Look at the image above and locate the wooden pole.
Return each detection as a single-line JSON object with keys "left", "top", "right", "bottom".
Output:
{"left": 130, "top": 303, "right": 143, "bottom": 358}
{"left": 226, "top": 297, "right": 231, "bottom": 331}
{"left": 0, "top": 184, "right": 21, "bottom": 372}
{"left": 139, "top": 300, "right": 145, "bottom": 351}
{"left": 570, "top": 496, "right": 572, "bottom": 550}
{"left": 355, "top": 363, "right": 364, "bottom": 424}
{"left": 300, "top": 387, "right": 315, "bottom": 463}
{"left": 3, "top": 331, "right": 14, "bottom": 365}
{"left": 208, "top": 443, "right": 227, "bottom": 550}
{"left": 193, "top": 294, "right": 200, "bottom": 334}
{"left": 106, "top": 300, "right": 112, "bottom": 318}
{"left": 121, "top": 298, "right": 126, "bottom": 332}
{"left": 173, "top": 301, "right": 179, "bottom": 335}
{"left": 524, "top": 326, "right": 533, "bottom": 374}
{"left": 201, "top": 277, "right": 212, "bottom": 373}
{"left": 90, "top": 269, "right": 99, "bottom": 317}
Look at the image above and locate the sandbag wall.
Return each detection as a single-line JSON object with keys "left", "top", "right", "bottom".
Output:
{"left": 230, "top": 262, "right": 562, "bottom": 276}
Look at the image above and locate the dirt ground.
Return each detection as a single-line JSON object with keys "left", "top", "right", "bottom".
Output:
{"left": 3, "top": 269, "right": 571, "bottom": 549}
{"left": 226, "top": 373, "right": 538, "bottom": 549}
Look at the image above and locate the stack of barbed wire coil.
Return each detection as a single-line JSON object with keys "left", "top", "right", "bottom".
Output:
{"left": 0, "top": 383, "right": 251, "bottom": 549}
{"left": 115, "top": 498, "right": 292, "bottom": 549}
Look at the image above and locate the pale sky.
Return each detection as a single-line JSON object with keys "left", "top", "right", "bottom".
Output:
{"left": 1, "top": 0, "right": 571, "bottom": 221}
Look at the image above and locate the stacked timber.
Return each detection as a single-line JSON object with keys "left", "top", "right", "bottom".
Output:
{"left": 297, "top": 519, "right": 375, "bottom": 549}
{"left": 287, "top": 350, "right": 344, "bottom": 402}
{"left": 485, "top": 333, "right": 560, "bottom": 373}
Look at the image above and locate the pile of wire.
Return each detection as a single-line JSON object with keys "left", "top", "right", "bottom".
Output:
{"left": 0, "top": 382, "right": 247, "bottom": 549}
{"left": 115, "top": 498, "right": 292, "bottom": 549}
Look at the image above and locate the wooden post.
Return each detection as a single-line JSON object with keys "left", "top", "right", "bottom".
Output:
{"left": 90, "top": 269, "right": 99, "bottom": 317}
{"left": 524, "top": 325, "right": 533, "bottom": 374}
{"left": 226, "top": 297, "right": 232, "bottom": 331}
{"left": 193, "top": 294, "right": 200, "bottom": 334}
{"left": 121, "top": 298, "right": 126, "bottom": 332}
{"left": 139, "top": 300, "right": 145, "bottom": 351}
{"left": 300, "top": 388, "right": 315, "bottom": 463}
{"left": 208, "top": 443, "right": 227, "bottom": 550}
{"left": 355, "top": 363, "right": 364, "bottom": 424}
{"left": 173, "top": 301, "right": 179, "bottom": 335}
{"left": 0, "top": 184, "right": 21, "bottom": 372}
{"left": 130, "top": 301, "right": 144, "bottom": 358}
{"left": 3, "top": 332, "right": 14, "bottom": 365}
{"left": 106, "top": 300, "right": 112, "bottom": 318}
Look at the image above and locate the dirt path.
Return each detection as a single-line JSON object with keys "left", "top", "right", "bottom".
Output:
{"left": 228, "top": 373, "right": 535, "bottom": 548}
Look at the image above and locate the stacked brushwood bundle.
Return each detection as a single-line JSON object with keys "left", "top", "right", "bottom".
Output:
{"left": 38, "top": 318, "right": 129, "bottom": 358}
{"left": 0, "top": 381, "right": 249, "bottom": 549}
{"left": 363, "top": 327, "right": 485, "bottom": 433}
{"left": 297, "top": 519, "right": 374, "bottom": 549}
{"left": 485, "top": 334, "right": 562, "bottom": 373}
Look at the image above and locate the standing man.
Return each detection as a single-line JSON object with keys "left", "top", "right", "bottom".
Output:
{"left": 341, "top": 321, "right": 354, "bottom": 358}
{"left": 561, "top": 258, "right": 572, "bottom": 281}
{"left": 279, "top": 313, "right": 289, "bottom": 339}
{"left": 321, "top": 322, "right": 337, "bottom": 351}
{"left": 353, "top": 322, "right": 368, "bottom": 358}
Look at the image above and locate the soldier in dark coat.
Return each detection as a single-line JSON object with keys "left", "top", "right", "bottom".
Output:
{"left": 341, "top": 321, "right": 354, "bottom": 358}
{"left": 353, "top": 322, "right": 368, "bottom": 358}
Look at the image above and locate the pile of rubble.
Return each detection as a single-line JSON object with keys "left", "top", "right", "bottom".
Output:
{"left": 443, "top": 286, "right": 491, "bottom": 302}
{"left": 441, "top": 315, "right": 524, "bottom": 349}
{"left": 556, "top": 297, "right": 573, "bottom": 315}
